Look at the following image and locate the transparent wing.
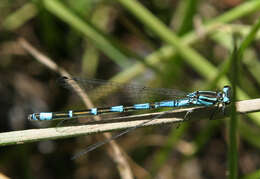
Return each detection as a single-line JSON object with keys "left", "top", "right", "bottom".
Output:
{"left": 71, "top": 108, "right": 185, "bottom": 160}
{"left": 55, "top": 76, "right": 186, "bottom": 131}
{"left": 58, "top": 76, "right": 186, "bottom": 106}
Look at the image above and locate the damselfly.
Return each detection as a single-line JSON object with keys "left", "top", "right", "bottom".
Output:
{"left": 29, "top": 77, "right": 231, "bottom": 121}
{"left": 28, "top": 77, "right": 231, "bottom": 158}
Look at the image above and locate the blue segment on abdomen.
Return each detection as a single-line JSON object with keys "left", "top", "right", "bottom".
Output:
{"left": 177, "top": 99, "right": 190, "bottom": 107}
{"left": 110, "top": 105, "right": 124, "bottom": 112}
{"left": 91, "top": 108, "right": 98, "bottom": 115}
{"left": 155, "top": 101, "right": 175, "bottom": 108}
{"left": 69, "top": 110, "right": 73, "bottom": 118}
{"left": 39, "top": 112, "right": 53, "bottom": 120}
{"left": 31, "top": 114, "right": 37, "bottom": 120}
{"left": 134, "top": 103, "right": 150, "bottom": 109}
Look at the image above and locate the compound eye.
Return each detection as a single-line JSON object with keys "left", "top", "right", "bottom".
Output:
{"left": 224, "top": 86, "right": 231, "bottom": 97}
{"left": 222, "top": 86, "right": 231, "bottom": 104}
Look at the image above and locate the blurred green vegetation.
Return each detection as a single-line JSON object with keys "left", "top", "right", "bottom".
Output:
{"left": 1, "top": 0, "right": 260, "bottom": 178}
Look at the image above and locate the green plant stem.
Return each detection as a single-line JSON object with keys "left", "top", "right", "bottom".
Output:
{"left": 112, "top": 0, "right": 260, "bottom": 125}
{"left": 112, "top": 0, "right": 260, "bottom": 84}
{"left": 43, "top": 0, "right": 130, "bottom": 68}
{"left": 208, "top": 18, "right": 260, "bottom": 90}
{"left": 116, "top": 0, "right": 217, "bottom": 79}
{"left": 228, "top": 39, "right": 239, "bottom": 179}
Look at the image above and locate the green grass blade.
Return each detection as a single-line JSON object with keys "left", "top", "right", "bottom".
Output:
{"left": 242, "top": 170, "right": 260, "bottom": 179}
{"left": 112, "top": 0, "right": 260, "bottom": 125}
{"left": 43, "top": 0, "right": 131, "bottom": 68}
{"left": 3, "top": 3, "right": 38, "bottom": 30}
{"left": 228, "top": 38, "right": 239, "bottom": 179}
{"left": 208, "top": 18, "right": 260, "bottom": 89}
{"left": 117, "top": 0, "right": 217, "bottom": 79}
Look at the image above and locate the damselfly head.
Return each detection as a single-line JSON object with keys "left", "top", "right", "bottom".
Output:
{"left": 222, "top": 86, "right": 231, "bottom": 104}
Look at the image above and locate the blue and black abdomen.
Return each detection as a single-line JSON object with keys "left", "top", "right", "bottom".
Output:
{"left": 28, "top": 86, "right": 231, "bottom": 121}
{"left": 29, "top": 99, "right": 191, "bottom": 121}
